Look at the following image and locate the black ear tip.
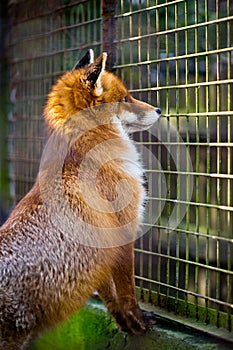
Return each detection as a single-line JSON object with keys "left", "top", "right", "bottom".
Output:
{"left": 73, "top": 49, "right": 94, "bottom": 70}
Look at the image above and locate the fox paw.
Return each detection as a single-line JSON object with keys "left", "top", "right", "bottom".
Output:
{"left": 113, "top": 307, "right": 146, "bottom": 335}
{"left": 142, "top": 310, "right": 156, "bottom": 326}
{"left": 113, "top": 308, "right": 156, "bottom": 335}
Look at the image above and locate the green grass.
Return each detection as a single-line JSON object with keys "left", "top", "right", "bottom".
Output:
{"left": 29, "top": 303, "right": 118, "bottom": 350}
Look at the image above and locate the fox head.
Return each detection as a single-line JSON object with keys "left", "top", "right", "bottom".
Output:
{"left": 44, "top": 49, "right": 161, "bottom": 133}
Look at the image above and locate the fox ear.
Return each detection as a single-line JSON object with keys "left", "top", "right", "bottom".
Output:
{"left": 85, "top": 52, "right": 107, "bottom": 96}
{"left": 72, "top": 49, "right": 94, "bottom": 70}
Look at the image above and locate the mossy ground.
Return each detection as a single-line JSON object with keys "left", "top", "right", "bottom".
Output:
{"left": 29, "top": 300, "right": 232, "bottom": 350}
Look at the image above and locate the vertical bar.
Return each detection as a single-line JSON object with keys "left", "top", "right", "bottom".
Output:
{"left": 102, "top": 0, "right": 118, "bottom": 71}
{"left": 204, "top": 0, "right": 210, "bottom": 325}
{"left": 146, "top": 0, "right": 153, "bottom": 301}
{"left": 184, "top": 0, "right": 190, "bottom": 316}
{"left": 156, "top": 3, "right": 160, "bottom": 108}
{"left": 165, "top": 0, "right": 171, "bottom": 310}
{"left": 128, "top": 1, "right": 133, "bottom": 90}
{"left": 155, "top": 0, "right": 161, "bottom": 306}
{"left": 93, "top": 1, "right": 97, "bottom": 48}
{"left": 137, "top": 0, "right": 142, "bottom": 99}
{"left": 174, "top": 0, "right": 180, "bottom": 309}
{"left": 215, "top": 0, "right": 221, "bottom": 328}
{"left": 62, "top": 10, "right": 66, "bottom": 72}
{"left": 194, "top": 0, "right": 200, "bottom": 321}
{"left": 136, "top": 0, "right": 145, "bottom": 297}
{"left": 87, "top": 2, "right": 91, "bottom": 54}
{"left": 136, "top": 1, "right": 145, "bottom": 297}
{"left": 226, "top": 0, "right": 232, "bottom": 332}
{"left": 147, "top": 0, "right": 151, "bottom": 104}
{"left": 119, "top": 0, "right": 125, "bottom": 81}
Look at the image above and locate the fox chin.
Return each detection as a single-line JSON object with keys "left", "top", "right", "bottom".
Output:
{"left": 0, "top": 49, "right": 161, "bottom": 350}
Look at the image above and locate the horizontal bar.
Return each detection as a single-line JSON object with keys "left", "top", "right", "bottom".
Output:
{"left": 143, "top": 223, "right": 233, "bottom": 243}
{"left": 9, "top": 41, "right": 102, "bottom": 64}
{"left": 8, "top": 176, "right": 35, "bottom": 184}
{"left": 8, "top": 136, "right": 45, "bottom": 141}
{"left": 135, "top": 249, "right": 233, "bottom": 275}
{"left": 135, "top": 275, "right": 233, "bottom": 308}
{"left": 8, "top": 157, "right": 40, "bottom": 164}
{"left": 9, "top": 17, "right": 101, "bottom": 47}
{"left": 115, "top": 47, "right": 233, "bottom": 69}
{"left": 162, "top": 111, "right": 233, "bottom": 117}
{"left": 10, "top": 72, "right": 64, "bottom": 83}
{"left": 9, "top": 0, "right": 91, "bottom": 24}
{"left": 144, "top": 169, "right": 233, "bottom": 180}
{"left": 129, "top": 79, "right": 233, "bottom": 93}
{"left": 8, "top": 118, "right": 44, "bottom": 123}
{"left": 117, "top": 0, "right": 185, "bottom": 18}
{"left": 138, "top": 141, "right": 233, "bottom": 146}
{"left": 117, "top": 15, "right": 233, "bottom": 42}
{"left": 149, "top": 196, "right": 233, "bottom": 212}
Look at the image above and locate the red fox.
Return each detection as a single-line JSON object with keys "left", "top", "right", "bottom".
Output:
{"left": 0, "top": 50, "right": 161, "bottom": 349}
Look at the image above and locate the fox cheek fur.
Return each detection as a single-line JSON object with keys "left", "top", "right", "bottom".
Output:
{"left": 0, "top": 49, "right": 160, "bottom": 349}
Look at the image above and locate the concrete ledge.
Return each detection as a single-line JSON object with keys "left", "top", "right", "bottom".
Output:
{"left": 29, "top": 299, "right": 233, "bottom": 350}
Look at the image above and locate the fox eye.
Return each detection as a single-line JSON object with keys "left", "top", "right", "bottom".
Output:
{"left": 122, "top": 96, "right": 129, "bottom": 103}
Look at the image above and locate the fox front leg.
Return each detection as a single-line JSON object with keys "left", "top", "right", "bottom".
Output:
{"left": 98, "top": 244, "right": 146, "bottom": 335}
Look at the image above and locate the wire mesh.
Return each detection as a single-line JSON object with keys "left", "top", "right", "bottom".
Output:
{"left": 117, "top": 0, "right": 233, "bottom": 334}
{"left": 6, "top": 0, "right": 233, "bottom": 337}
{"left": 7, "top": 0, "right": 102, "bottom": 204}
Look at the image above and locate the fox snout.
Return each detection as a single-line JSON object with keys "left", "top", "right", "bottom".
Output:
{"left": 118, "top": 97, "right": 161, "bottom": 133}
{"left": 131, "top": 96, "right": 161, "bottom": 113}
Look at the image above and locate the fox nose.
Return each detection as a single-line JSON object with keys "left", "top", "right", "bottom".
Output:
{"left": 156, "top": 108, "right": 161, "bottom": 115}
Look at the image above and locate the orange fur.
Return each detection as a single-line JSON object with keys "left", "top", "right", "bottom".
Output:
{"left": 0, "top": 50, "right": 160, "bottom": 349}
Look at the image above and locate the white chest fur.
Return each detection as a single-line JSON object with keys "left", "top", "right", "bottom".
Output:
{"left": 112, "top": 116, "right": 147, "bottom": 222}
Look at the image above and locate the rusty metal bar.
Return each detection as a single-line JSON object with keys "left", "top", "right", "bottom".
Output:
{"left": 102, "top": 0, "right": 118, "bottom": 70}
